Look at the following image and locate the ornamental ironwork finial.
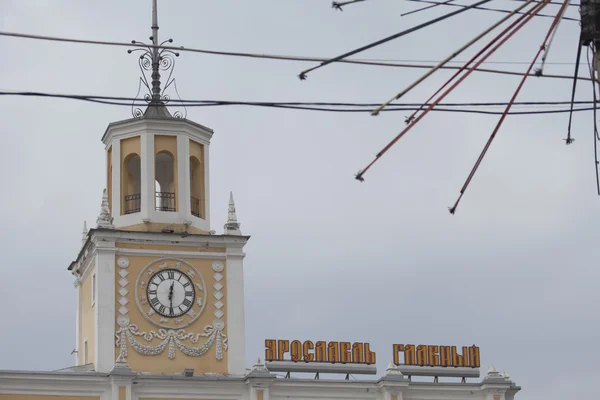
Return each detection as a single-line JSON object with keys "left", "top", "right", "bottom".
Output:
{"left": 127, "top": 0, "right": 187, "bottom": 119}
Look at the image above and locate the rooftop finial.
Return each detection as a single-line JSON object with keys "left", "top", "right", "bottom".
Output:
{"left": 150, "top": 0, "right": 161, "bottom": 102}
{"left": 81, "top": 221, "right": 88, "bottom": 248}
{"left": 127, "top": 0, "right": 186, "bottom": 119}
{"left": 96, "top": 189, "right": 115, "bottom": 229}
{"left": 224, "top": 192, "right": 242, "bottom": 235}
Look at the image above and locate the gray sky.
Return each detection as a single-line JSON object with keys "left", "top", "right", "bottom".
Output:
{"left": 1, "top": 1, "right": 598, "bottom": 399}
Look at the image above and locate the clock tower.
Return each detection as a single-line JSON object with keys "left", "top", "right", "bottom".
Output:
{"left": 69, "top": 0, "right": 249, "bottom": 376}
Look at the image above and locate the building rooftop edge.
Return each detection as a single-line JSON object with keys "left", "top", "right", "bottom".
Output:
{"left": 101, "top": 115, "right": 214, "bottom": 142}
{"left": 68, "top": 228, "right": 251, "bottom": 271}
{"left": 0, "top": 369, "right": 519, "bottom": 389}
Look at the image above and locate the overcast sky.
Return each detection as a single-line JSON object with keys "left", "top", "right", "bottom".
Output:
{"left": 1, "top": 1, "right": 598, "bottom": 399}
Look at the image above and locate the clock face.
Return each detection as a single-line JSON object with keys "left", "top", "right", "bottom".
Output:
{"left": 146, "top": 269, "right": 196, "bottom": 318}
{"left": 134, "top": 258, "right": 207, "bottom": 329}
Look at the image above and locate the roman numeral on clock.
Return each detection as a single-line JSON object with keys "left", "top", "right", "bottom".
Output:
{"left": 182, "top": 298, "right": 192, "bottom": 308}
{"left": 150, "top": 297, "right": 159, "bottom": 306}
{"left": 185, "top": 290, "right": 193, "bottom": 298}
{"left": 167, "top": 270, "right": 175, "bottom": 279}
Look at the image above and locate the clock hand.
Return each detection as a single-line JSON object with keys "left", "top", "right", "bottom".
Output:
{"left": 169, "top": 282, "right": 174, "bottom": 308}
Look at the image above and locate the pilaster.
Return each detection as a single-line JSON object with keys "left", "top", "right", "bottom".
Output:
{"left": 226, "top": 249, "right": 246, "bottom": 375}
{"left": 246, "top": 360, "right": 276, "bottom": 400}
{"left": 484, "top": 392, "right": 506, "bottom": 400}
{"left": 141, "top": 132, "right": 154, "bottom": 221}
{"left": 203, "top": 140, "right": 210, "bottom": 227}
{"left": 110, "top": 377, "right": 134, "bottom": 400}
{"left": 74, "top": 280, "right": 81, "bottom": 365}
{"left": 94, "top": 239, "right": 118, "bottom": 373}
{"left": 111, "top": 139, "right": 121, "bottom": 217}
{"left": 378, "top": 363, "right": 409, "bottom": 400}
{"left": 178, "top": 135, "right": 191, "bottom": 217}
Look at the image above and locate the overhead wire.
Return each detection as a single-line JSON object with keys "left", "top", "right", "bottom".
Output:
{"left": 449, "top": 0, "right": 570, "bottom": 214}
{"left": 405, "top": 0, "right": 579, "bottom": 21}
{"left": 565, "top": 40, "right": 583, "bottom": 145}
{"left": 586, "top": 45, "right": 600, "bottom": 194}
{"left": 354, "top": 0, "right": 551, "bottom": 183}
{"left": 373, "top": 0, "right": 538, "bottom": 115}
{"left": 506, "top": 0, "right": 579, "bottom": 7}
{"left": 0, "top": 91, "right": 595, "bottom": 115}
{"left": 0, "top": 31, "right": 591, "bottom": 82}
{"left": 297, "top": 0, "right": 495, "bottom": 79}
{"left": 401, "top": 0, "right": 457, "bottom": 17}
{"left": 536, "top": 0, "right": 571, "bottom": 74}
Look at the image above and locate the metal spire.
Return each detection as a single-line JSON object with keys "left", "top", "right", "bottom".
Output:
{"left": 128, "top": 0, "right": 186, "bottom": 119}
{"left": 150, "top": 0, "right": 161, "bottom": 102}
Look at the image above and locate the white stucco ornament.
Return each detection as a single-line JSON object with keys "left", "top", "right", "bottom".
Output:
{"left": 117, "top": 315, "right": 130, "bottom": 327}
{"left": 223, "top": 191, "right": 242, "bottom": 235}
{"left": 96, "top": 188, "right": 115, "bottom": 229}
{"left": 213, "top": 319, "right": 225, "bottom": 330}
{"left": 212, "top": 260, "right": 224, "bottom": 272}
{"left": 385, "top": 362, "right": 403, "bottom": 375}
{"left": 115, "top": 323, "right": 227, "bottom": 361}
{"left": 117, "top": 257, "right": 130, "bottom": 268}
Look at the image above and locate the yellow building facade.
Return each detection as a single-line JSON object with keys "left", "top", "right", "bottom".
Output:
{"left": 0, "top": 3, "right": 520, "bottom": 400}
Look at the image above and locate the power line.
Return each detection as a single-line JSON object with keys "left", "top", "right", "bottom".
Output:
{"left": 298, "top": 0, "right": 496, "bottom": 79}
{"left": 506, "top": 0, "right": 579, "bottom": 7}
{"left": 373, "top": 0, "right": 539, "bottom": 115}
{"left": 405, "top": 0, "right": 580, "bottom": 21}
{"left": 0, "top": 91, "right": 595, "bottom": 115}
{"left": 401, "top": 0, "right": 457, "bottom": 17}
{"left": 355, "top": 0, "right": 551, "bottom": 182}
{"left": 449, "top": 0, "right": 571, "bottom": 214}
{"left": 0, "top": 31, "right": 591, "bottom": 82}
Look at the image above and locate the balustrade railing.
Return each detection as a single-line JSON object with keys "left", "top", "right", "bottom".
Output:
{"left": 124, "top": 193, "right": 141, "bottom": 214}
{"left": 155, "top": 192, "right": 176, "bottom": 212}
{"left": 191, "top": 196, "right": 201, "bottom": 218}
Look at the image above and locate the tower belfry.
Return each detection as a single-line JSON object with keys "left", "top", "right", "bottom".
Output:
{"left": 100, "top": 0, "right": 211, "bottom": 233}
{"left": 70, "top": 0, "right": 249, "bottom": 376}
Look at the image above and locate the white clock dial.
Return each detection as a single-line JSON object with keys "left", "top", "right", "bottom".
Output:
{"left": 146, "top": 269, "right": 195, "bottom": 318}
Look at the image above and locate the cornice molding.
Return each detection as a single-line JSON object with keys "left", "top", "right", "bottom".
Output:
{"left": 102, "top": 118, "right": 213, "bottom": 146}
{"left": 116, "top": 248, "right": 227, "bottom": 259}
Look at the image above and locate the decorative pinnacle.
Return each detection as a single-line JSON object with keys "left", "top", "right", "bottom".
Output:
{"left": 224, "top": 191, "right": 242, "bottom": 235}
{"left": 81, "top": 221, "right": 88, "bottom": 248}
{"left": 96, "top": 189, "right": 115, "bottom": 229}
{"left": 251, "top": 358, "right": 268, "bottom": 372}
{"left": 111, "top": 352, "right": 131, "bottom": 374}
{"left": 385, "top": 362, "right": 403, "bottom": 375}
